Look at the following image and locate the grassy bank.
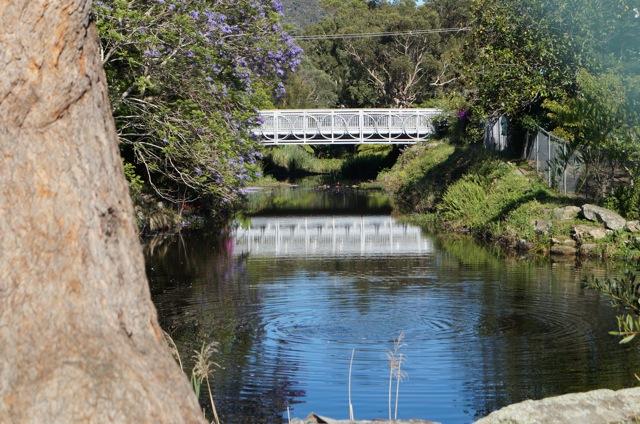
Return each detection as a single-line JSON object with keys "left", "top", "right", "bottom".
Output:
{"left": 379, "top": 141, "right": 640, "bottom": 260}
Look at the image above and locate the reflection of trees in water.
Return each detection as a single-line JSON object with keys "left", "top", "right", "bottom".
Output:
{"left": 145, "top": 232, "right": 304, "bottom": 423}
{"left": 433, "top": 236, "right": 640, "bottom": 420}
{"left": 245, "top": 186, "right": 391, "bottom": 216}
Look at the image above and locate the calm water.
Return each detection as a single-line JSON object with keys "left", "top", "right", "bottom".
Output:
{"left": 147, "top": 185, "right": 640, "bottom": 424}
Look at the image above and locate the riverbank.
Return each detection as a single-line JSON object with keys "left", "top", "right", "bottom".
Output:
{"left": 378, "top": 141, "right": 640, "bottom": 261}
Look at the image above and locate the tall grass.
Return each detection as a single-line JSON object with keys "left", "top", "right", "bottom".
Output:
{"left": 164, "top": 332, "right": 222, "bottom": 424}
{"left": 387, "top": 331, "right": 407, "bottom": 421}
{"left": 191, "top": 342, "right": 222, "bottom": 424}
{"left": 348, "top": 349, "right": 355, "bottom": 421}
{"left": 438, "top": 159, "right": 549, "bottom": 232}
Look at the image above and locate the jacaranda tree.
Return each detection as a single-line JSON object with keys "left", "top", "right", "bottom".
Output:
{"left": 95, "top": 0, "right": 301, "bottom": 227}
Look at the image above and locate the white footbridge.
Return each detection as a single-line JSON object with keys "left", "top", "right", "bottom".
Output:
{"left": 254, "top": 108, "right": 442, "bottom": 145}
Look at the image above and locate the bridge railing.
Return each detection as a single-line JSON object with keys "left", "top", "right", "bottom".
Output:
{"left": 254, "top": 108, "right": 441, "bottom": 144}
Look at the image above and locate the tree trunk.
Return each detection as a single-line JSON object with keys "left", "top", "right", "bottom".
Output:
{"left": 0, "top": 1, "right": 205, "bottom": 422}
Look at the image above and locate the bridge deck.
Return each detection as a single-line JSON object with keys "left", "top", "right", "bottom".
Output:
{"left": 254, "top": 108, "right": 441, "bottom": 145}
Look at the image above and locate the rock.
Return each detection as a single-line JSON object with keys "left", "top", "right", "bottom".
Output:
{"left": 516, "top": 239, "right": 533, "bottom": 251}
{"left": 534, "top": 220, "right": 552, "bottom": 235}
{"left": 551, "top": 237, "right": 576, "bottom": 247}
{"left": 553, "top": 206, "right": 581, "bottom": 221}
{"left": 579, "top": 243, "right": 599, "bottom": 257}
{"left": 291, "top": 414, "right": 439, "bottom": 424}
{"left": 475, "top": 387, "right": 640, "bottom": 424}
{"left": 581, "top": 204, "right": 626, "bottom": 231}
{"left": 625, "top": 220, "right": 640, "bottom": 233}
{"left": 572, "top": 225, "right": 608, "bottom": 242}
{"left": 550, "top": 245, "right": 577, "bottom": 256}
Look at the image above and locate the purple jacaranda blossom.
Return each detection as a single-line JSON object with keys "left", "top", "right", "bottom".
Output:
{"left": 272, "top": 0, "right": 284, "bottom": 15}
{"left": 457, "top": 109, "right": 470, "bottom": 120}
{"left": 144, "top": 49, "right": 161, "bottom": 58}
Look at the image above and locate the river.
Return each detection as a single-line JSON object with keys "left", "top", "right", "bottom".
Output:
{"left": 146, "top": 183, "right": 640, "bottom": 424}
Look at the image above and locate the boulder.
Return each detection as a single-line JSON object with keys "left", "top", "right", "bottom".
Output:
{"left": 475, "top": 387, "right": 640, "bottom": 424}
{"left": 551, "top": 237, "right": 576, "bottom": 247}
{"left": 625, "top": 220, "right": 640, "bottom": 233}
{"left": 516, "top": 239, "right": 533, "bottom": 251}
{"left": 534, "top": 220, "right": 552, "bottom": 235}
{"left": 572, "top": 225, "right": 608, "bottom": 242}
{"left": 581, "top": 204, "right": 626, "bottom": 231}
{"left": 579, "top": 243, "right": 599, "bottom": 257}
{"left": 553, "top": 206, "right": 581, "bottom": 221}
{"left": 291, "top": 414, "right": 438, "bottom": 424}
{"left": 550, "top": 245, "right": 577, "bottom": 256}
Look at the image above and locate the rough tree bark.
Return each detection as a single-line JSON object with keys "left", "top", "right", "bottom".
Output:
{"left": 0, "top": 1, "right": 205, "bottom": 422}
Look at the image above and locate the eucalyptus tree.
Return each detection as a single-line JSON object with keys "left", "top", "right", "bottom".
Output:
{"left": 303, "top": 0, "right": 466, "bottom": 107}
{"left": 0, "top": 0, "right": 204, "bottom": 421}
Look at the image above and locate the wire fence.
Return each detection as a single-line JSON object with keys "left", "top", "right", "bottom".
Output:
{"left": 523, "top": 127, "right": 582, "bottom": 195}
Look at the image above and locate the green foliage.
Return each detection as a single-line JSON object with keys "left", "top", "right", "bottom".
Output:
{"left": 544, "top": 70, "right": 640, "bottom": 200}
{"left": 462, "top": 0, "right": 583, "bottom": 121}
{"left": 122, "top": 161, "right": 144, "bottom": 199}
{"left": 280, "top": 58, "right": 338, "bottom": 108}
{"left": 498, "top": 200, "right": 549, "bottom": 243}
{"left": 603, "top": 185, "right": 640, "bottom": 220}
{"left": 461, "top": 0, "right": 639, "bottom": 136}
{"left": 422, "top": 92, "right": 481, "bottom": 143}
{"left": 585, "top": 269, "right": 640, "bottom": 345}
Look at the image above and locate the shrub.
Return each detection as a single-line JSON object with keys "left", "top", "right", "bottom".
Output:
{"left": 603, "top": 184, "right": 640, "bottom": 220}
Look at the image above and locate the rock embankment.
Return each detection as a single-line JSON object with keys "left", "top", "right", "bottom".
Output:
{"left": 548, "top": 204, "right": 639, "bottom": 258}
{"left": 475, "top": 387, "right": 640, "bottom": 424}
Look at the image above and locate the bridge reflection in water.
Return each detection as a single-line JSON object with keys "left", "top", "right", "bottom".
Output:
{"left": 233, "top": 215, "right": 433, "bottom": 258}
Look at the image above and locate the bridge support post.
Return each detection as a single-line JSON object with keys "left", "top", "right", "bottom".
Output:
{"left": 274, "top": 111, "right": 279, "bottom": 145}
{"left": 331, "top": 110, "right": 335, "bottom": 143}
{"left": 303, "top": 110, "right": 307, "bottom": 144}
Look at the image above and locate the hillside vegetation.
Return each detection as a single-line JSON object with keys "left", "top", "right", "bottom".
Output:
{"left": 380, "top": 142, "right": 640, "bottom": 260}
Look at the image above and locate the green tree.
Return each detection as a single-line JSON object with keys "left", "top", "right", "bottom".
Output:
{"left": 544, "top": 70, "right": 640, "bottom": 207}
{"left": 302, "top": 0, "right": 467, "bottom": 107}
{"left": 280, "top": 58, "right": 339, "bottom": 108}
